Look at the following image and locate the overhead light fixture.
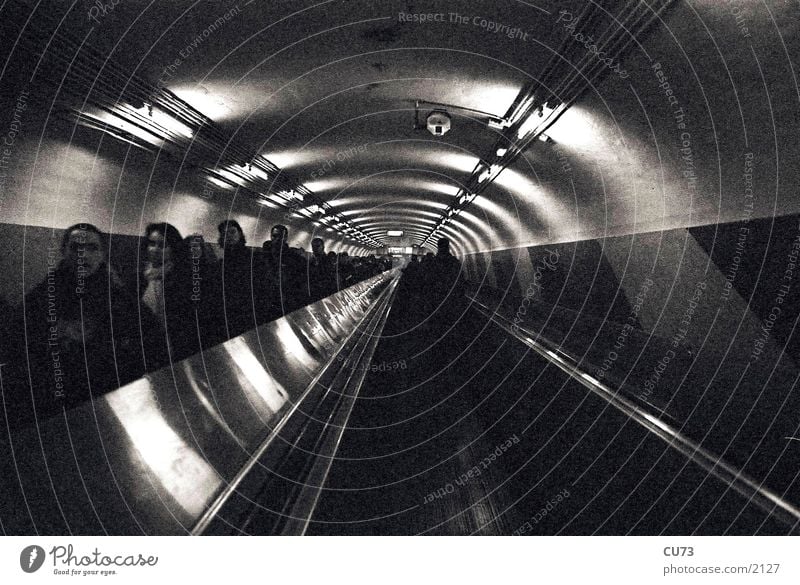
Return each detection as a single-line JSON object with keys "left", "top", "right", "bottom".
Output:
{"left": 496, "top": 147, "right": 508, "bottom": 157}
{"left": 248, "top": 165, "right": 269, "bottom": 182}
{"left": 487, "top": 118, "right": 508, "bottom": 130}
{"left": 216, "top": 167, "right": 251, "bottom": 187}
{"left": 278, "top": 189, "right": 302, "bottom": 202}
{"left": 509, "top": 96, "right": 535, "bottom": 125}
{"left": 517, "top": 102, "right": 558, "bottom": 140}
{"left": 206, "top": 176, "right": 234, "bottom": 190}
{"left": 538, "top": 133, "right": 551, "bottom": 142}
{"left": 387, "top": 230, "right": 404, "bottom": 237}
{"left": 478, "top": 164, "right": 502, "bottom": 183}
{"left": 134, "top": 104, "right": 194, "bottom": 138}
{"left": 517, "top": 115, "right": 538, "bottom": 139}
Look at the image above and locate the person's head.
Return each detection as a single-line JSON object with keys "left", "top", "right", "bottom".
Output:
{"left": 311, "top": 237, "right": 325, "bottom": 256}
{"left": 144, "top": 223, "right": 184, "bottom": 267}
{"left": 437, "top": 237, "right": 451, "bottom": 255}
{"left": 60, "top": 223, "right": 106, "bottom": 277}
{"left": 327, "top": 251, "right": 336, "bottom": 260}
{"left": 217, "top": 219, "right": 246, "bottom": 249}
{"left": 410, "top": 255, "right": 419, "bottom": 264}
{"left": 270, "top": 224, "right": 289, "bottom": 248}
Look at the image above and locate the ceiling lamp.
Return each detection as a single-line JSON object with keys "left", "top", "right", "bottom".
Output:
{"left": 517, "top": 115, "right": 538, "bottom": 139}
{"left": 509, "top": 96, "right": 535, "bottom": 125}
{"left": 278, "top": 189, "right": 302, "bottom": 202}
{"left": 134, "top": 104, "right": 194, "bottom": 138}
{"left": 206, "top": 175, "right": 234, "bottom": 190}
{"left": 304, "top": 204, "right": 325, "bottom": 215}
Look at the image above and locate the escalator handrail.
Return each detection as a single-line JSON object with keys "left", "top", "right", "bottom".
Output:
{"left": 191, "top": 273, "right": 400, "bottom": 534}
{"left": 468, "top": 294, "right": 800, "bottom": 531}
{"left": 282, "top": 278, "right": 400, "bottom": 535}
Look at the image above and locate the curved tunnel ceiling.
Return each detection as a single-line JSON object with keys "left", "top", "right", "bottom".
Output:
{"left": 4, "top": 0, "right": 799, "bottom": 257}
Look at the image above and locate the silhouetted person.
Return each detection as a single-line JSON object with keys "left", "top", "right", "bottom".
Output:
{"left": 335, "top": 252, "right": 355, "bottom": 290}
{"left": 262, "top": 224, "right": 305, "bottom": 318}
{"left": 138, "top": 223, "right": 197, "bottom": 369}
{"left": 311, "top": 238, "right": 325, "bottom": 257}
{"left": 217, "top": 219, "right": 262, "bottom": 337}
{"left": 185, "top": 233, "right": 222, "bottom": 347}
{"left": 419, "top": 253, "right": 435, "bottom": 284}
{"left": 402, "top": 255, "right": 422, "bottom": 288}
{"left": 307, "top": 237, "right": 335, "bottom": 301}
{"left": 396, "top": 255, "right": 426, "bottom": 327}
{"left": 351, "top": 257, "right": 366, "bottom": 283}
{"left": 422, "top": 238, "right": 466, "bottom": 330}
{"left": 11, "top": 224, "right": 141, "bottom": 423}
{"left": 363, "top": 256, "right": 378, "bottom": 278}
{"left": 368, "top": 256, "right": 381, "bottom": 276}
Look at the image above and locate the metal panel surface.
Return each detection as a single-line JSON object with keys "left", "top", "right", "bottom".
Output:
{"left": 0, "top": 272, "right": 395, "bottom": 534}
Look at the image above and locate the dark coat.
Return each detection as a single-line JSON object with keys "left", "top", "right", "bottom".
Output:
{"left": 262, "top": 243, "right": 306, "bottom": 319}
{"left": 11, "top": 262, "right": 142, "bottom": 423}
{"left": 216, "top": 245, "right": 265, "bottom": 338}
{"left": 305, "top": 253, "right": 336, "bottom": 302}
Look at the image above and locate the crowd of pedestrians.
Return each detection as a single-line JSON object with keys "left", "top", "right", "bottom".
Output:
{"left": 1, "top": 221, "right": 390, "bottom": 425}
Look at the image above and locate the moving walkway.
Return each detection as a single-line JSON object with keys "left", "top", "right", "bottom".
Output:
{"left": 2, "top": 272, "right": 798, "bottom": 535}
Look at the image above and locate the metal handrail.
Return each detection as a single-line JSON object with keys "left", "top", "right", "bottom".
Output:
{"left": 469, "top": 294, "right": 800, "bottom": 532}
{"left": 191, "top": 276, "right": 398, "bottom": 535}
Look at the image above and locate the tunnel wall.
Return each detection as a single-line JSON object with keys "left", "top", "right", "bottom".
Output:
{"left": 464, "top": 213, "right": 800, "bottom": 409}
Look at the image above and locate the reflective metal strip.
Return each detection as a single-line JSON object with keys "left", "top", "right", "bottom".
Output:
{"left": 469, "top": 295, "right": 800, "bottom": 531}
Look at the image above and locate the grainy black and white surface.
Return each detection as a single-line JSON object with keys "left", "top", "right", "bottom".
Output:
{"left": 0, "top": 0, "right": 798, "bottom": 537}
